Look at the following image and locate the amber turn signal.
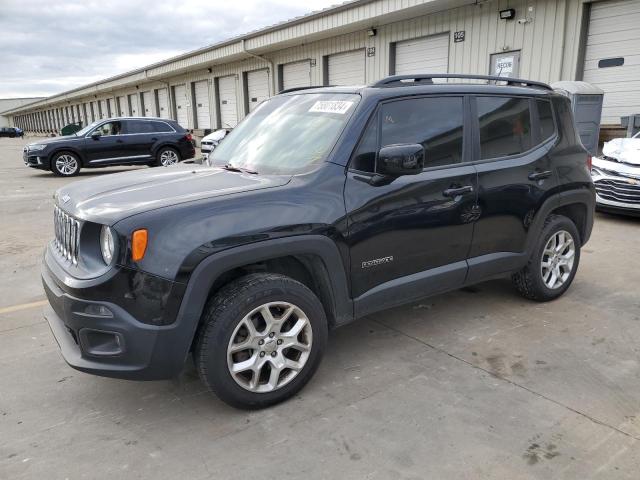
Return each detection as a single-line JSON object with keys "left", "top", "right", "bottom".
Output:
{"left": 131, "top": 229, "right": 148, "bottom": 262}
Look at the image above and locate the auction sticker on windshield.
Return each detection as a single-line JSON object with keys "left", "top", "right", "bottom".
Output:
{"left": 309, "top": 101, "right": 354, "bottom": 114}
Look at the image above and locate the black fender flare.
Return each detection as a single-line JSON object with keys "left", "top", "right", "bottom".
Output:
{"left": 163, "top": 235, "right": 353, "bottom": 368}
{"left": 523, "top": 187, "right": 595, "bottom": 258}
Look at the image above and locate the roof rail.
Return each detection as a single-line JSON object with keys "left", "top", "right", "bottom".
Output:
{"left": 370, "top": 74, "right": 552, "bottom": 90}
{"left": 278, "top": 85, "right": 329, "bottom": 94}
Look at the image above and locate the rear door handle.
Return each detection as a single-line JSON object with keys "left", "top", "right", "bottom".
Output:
{"left": 528, "top": 170, "right": 552, "bottom": 181}
{"left": 443, "top": 185, "right": 474, "bottom": 198}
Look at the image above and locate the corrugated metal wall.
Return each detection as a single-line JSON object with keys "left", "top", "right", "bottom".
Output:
{"left": 16, "top": 0, "right": 603, "bottom": 132}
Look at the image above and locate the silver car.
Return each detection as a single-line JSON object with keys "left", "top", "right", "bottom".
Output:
{"left": 591, "top": 131, "right": 640, "bottom": 216}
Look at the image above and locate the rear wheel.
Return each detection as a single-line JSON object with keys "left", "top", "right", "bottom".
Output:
{"left": 155, "top": 147, "right": 180, "bottom": 167}
{"left": 512, "top": 214, "right": 581, "bottom": 301}
{"left": 51, "top": 152, "right": 81, "bottom": 176}
{"left": 195, "top": 273, "right": 328, "bottom": 409}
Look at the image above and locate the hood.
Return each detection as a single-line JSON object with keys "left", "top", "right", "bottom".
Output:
{"left": 55, "top": 165, "right": 291, "bottom": 225}
{"left": 602, "top": 137, "right": 640, "bottom": 165}
{"left": 202, "top": 129, "right": 228, "bottom": 142}
{"left": 28, "top": 135, "right": 83, "bottom": 147}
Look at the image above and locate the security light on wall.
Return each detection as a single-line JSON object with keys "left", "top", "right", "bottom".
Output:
{"left": 499, "top": 8, "right": 516, "bottom": 20}
{"left": 367, "top": 28, "right": 377, "bottom": 37}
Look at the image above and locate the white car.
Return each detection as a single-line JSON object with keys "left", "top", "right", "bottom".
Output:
{"left": 200, "top": 129, "right": 230, "bottom": 164}
{"left": 591, "top": 130, "right": 640, "bottom": 216}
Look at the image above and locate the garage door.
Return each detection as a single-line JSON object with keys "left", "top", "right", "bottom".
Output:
{"left": 116, "top": 96, "right": 126, "bottom": 116}
{"left": 194, "top": 80, "right": 211, "bottom": 129}
{"left": 218, "top": 75, "right": 238, "bottom": 128}
{"left": 174, "top": 84, "right": 189, "bottom": 127}
{"left": 282, "top": 60, "right": 311, "bottom": 90}
{"left": 394, "top": 33, "right": 449, "bottom": 75}
{"left": 583, "top": 0, "right": 640, "bottom": 125}
{"left": 99, "top": 100, "right": 108, "bottom": 119}
{"left": 142, "top": 91, "right": 153, "bottom": 117}
{"left": 246, "top": 69, "right": 270, "bottom": 113}
{"left": 90, "top": 102, "right": 98, "bottom": 121}
{"left": 106, "top": 99, "right": 114, "bottom": 118}
{"left": 157, "top": 89, "right": 170, "bottom": 119}
{"left": 128, "top": 94, "right": 140, "bottom": 116}
{"left": 328, "top": 50, "right": 365, "bottom": 85}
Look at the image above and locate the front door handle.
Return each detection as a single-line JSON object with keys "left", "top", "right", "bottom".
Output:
{"left": 443, "top": 185, "right": 474, "bottom": 198}
{"left": 528, "top": 170, "right": 552, "bottom": 181}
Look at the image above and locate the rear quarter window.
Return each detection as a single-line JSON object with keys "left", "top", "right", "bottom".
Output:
{"left": 152, "top": 121, "right": 174, "bottom": 133}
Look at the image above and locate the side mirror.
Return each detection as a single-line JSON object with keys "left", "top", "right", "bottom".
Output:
{"left": 377, "top": 144, "right": 424, "bottom": 177}
{"left": 91, "top": 131, "right": 102, "bottom": 140}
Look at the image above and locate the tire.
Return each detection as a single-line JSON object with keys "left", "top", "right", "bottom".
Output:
{"left": 512, "top": 214, "right": 581, "bottom": 302}
{"left": 154, "top": 147, "right": 180, "bottom": 167}
{"left": 195, "top": 273, "right": 328, "bottom": 409}
{"left": 51, "top": 152, "right": 81, "bottom": 177}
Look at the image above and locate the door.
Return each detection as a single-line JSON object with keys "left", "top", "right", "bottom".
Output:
{"left": 218, "top": 75, "right": 238, "bottom": 127}
{"left": 582, "top": 0, "right": 640, "bottom": 124}
{"left": 468, "top": 95, "right": 559, "bottom": 282}
{"left": 142, "top": 91, "right": 153, "bottom": 117}
{"left": 173, "top": 84, "right": 189, "bottom": 126}
{"left": 193, "top": 80, "right": 211, "bottom": 129}
{"left": 345, "top": 95, "right": 476, "bottom": 316}
{"left": 83, "top": 120, "right": 126, "bottom": 163}
{"left": 282, "top": 60, "right": 311, "bottom": 90}
{"left": 328, "top": 50, "right": 365, "bottom": 85}
{"left": 117, "top": 96, "right": 127, "bottom": 116}
{"left": 120, "top": 119, "right": 157, "bottom": 160}
{"left": 246, "top": 69, "right": 270, "bottom": 113}
{"left": 394, "top": 33, "right": 449, "bottom": 75}
{"left": 128, "top": 94, "right": 140, "bottom": 116}
{"left": 156, "top": 89, "right": 170, "bottom": 119}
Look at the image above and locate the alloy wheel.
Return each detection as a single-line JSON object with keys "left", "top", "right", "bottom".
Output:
{"left": 160, "top": 150, "right": 178, "bottom": 166}
{"left": 540, "top": 230, "right": 575, "bottom": 289}
{"left": 227, "top": 301, "right": 313, "bottom": 393}
{"left": 55, "top": 154, "right": 78, "bottom": 175}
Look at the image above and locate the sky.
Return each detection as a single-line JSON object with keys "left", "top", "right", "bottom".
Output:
{"left": 0, "top": 0, "right": 343, "bottom": 99}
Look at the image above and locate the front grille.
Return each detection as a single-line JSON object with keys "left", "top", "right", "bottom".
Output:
{"left": 594, "top": 179, "right": 640, "bottom": 205}
{"left": 53, "top": 205, "right": 81, "bottom": 264}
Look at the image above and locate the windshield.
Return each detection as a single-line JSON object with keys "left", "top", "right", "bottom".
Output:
{"left": 75, "top": 121, "right": 100, "bottom": 136}
{"left": 210, "top": 93, "right": 360, "bottom": 175}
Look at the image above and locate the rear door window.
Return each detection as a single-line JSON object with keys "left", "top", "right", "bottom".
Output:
{"left": 477, "top": 96, "right": 532, "bottom": 159}
{"left": 126, "top": 120, "right": 155, "bottom": 134}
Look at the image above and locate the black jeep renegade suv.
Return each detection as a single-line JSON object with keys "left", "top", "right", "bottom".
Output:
{"left": 42, "top": 74, "right": 595, "bottom": 409}
{"left": 24, "top": 117, "right": 195, "bottom": 176}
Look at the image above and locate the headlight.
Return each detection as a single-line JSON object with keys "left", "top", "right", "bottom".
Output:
{"left": 28, "top": 144, "right": 47, "bottom": 151}
{"left": 100, "top": 226, "right": 115, "bottom": 265}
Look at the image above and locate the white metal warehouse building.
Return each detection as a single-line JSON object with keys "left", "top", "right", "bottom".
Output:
{"left": 4, "top": 0, "right": 639, "bottom": 137}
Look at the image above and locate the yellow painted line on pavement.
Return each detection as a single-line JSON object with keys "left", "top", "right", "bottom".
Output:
{"left": 0, "top": 300, "right": 48, "bottom": 315}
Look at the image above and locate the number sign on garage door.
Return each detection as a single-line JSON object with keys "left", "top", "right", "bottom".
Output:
{"left": 246, "top": 69, "right": 270, "bottom": 113}
{"left": 394, "top": 33, "right": 449, "bottom": 75}
{"left": 282, "top": 60, "right": 311, "bottom": 90}
{"left": 218, "top": 75, "right": 238, "bottom": 128}
{"left": 328, "top": 50, "right": 365, "bottom": 85}
{"left": 194, "top": 80, "right": 211, "bottom": 129}
{"left": 583, "top": 0, "right": 640, "bottom": 125}
{"left": 156, "top": 89, "right": 170, "bottom": 119}
{"left": 142, "top": 91, "right": 153, "bottom": 117}
{"left": 173, "top": 84, "right": 189, "bottom": 127}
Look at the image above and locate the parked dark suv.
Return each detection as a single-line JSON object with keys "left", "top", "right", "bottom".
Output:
{"left": 24, "top": 117, "right": 195, "bottom": 176}
{"left": 0, "top": 126, "right": 23, "bottom": 138}
{"left": 42, "top": 74, "right": 595, "bottom": 408}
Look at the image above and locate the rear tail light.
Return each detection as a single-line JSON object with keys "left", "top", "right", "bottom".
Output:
{"left": 587, "top": 155, "right": 592, "bottom": 171}
{"left": 185, "top": 133, "right": 193, "bottom": 142}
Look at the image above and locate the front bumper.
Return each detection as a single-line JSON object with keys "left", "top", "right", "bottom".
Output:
{"left": 42, "top": 253, "right": 189, "bottom": 381}
{"left": 23, "top": 148, "right": 49, "bottom": 169}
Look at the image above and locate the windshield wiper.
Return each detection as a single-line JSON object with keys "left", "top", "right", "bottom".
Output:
{"left": 222, "top": 163, "right": 258, "bottom": 174}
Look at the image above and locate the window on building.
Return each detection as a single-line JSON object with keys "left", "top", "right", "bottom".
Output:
{"left": 536, "top": 99, "right": 555, "bottom": 142}
{"left": 477, "top": 96, "right": 531, "bottom": 159}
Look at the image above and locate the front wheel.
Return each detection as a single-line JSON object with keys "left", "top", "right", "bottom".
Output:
{"left": 51, "top": 152, "right": 81, "bottom": 176}
{"left": 155, "top": 147, "right": 180, "bottom": 167}
{"left": 512, "top": 214, "right": 581, "bottom": 301}
{"left": 195, "top": 273, "right": 328, "bottom": 409}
